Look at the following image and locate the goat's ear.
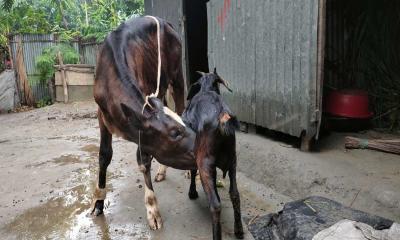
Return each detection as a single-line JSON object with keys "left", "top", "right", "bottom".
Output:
{"left": 216, "top": 77, "right": 233, "bottom": 92}
{"left": 187, "top": 82, "right": 201, "bottom": 100}
{"left": 120, "top": 103, "right": 149, "bottom": 129}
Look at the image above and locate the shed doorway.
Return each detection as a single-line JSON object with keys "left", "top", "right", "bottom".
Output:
{"left": 323, "top": 0, "right": 400, "bottom": 131}
{"left": 183, "top": 0, "right": 209, "bottom": 85}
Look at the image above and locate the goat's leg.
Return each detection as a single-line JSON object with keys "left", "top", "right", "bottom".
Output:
{"left": 199, "top": 161, "right": 221, "bottom": 240}
{"left": 91, "top": 114, "right": 113, "bottom": 216}
{"left": 229, "top": 163, "right": 244, "bottom": 239}
{"left": 188, "top": 169, "right": 198, "bottom": 199}
{"left": 137, "top": 149, "right": 163, "bottom": 230}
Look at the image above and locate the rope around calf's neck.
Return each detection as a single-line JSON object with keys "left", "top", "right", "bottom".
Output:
{"left": 142, "top": 15, "right": 162, "bottom": 114}
{"left": 138, "top": 16, "right": 162, "bottom": 166}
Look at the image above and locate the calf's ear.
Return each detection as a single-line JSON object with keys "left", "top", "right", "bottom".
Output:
{"left": 120, "top": 103, "right": 150, "bottom": 130}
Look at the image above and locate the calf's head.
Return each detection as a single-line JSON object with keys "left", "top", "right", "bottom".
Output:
{"left": 120, "top": 98, "right": 195, "bottom": 166}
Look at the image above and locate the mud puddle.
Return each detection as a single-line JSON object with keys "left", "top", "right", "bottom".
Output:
{"left": 24, "top": 143, "right": 99, "bottom": 169}
{"left": 1, "top": 144, "right": 147, "bottom": 239}
{"left": 1, "top": 183, "right": 149, "bottom": 239}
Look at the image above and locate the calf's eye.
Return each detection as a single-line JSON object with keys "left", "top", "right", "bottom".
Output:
{"left": 170, "top": 129, "right": 183, "bottom": 139}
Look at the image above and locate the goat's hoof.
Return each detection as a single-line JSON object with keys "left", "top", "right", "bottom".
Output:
{"left": 154, "top": 173, "right": 166, "bottom": 182}
{"left": 235, "top": 230, "right": 244, "bottom": 239}
{"left": 147, "top": 211, "right": 163, "bottom": 230}
{"left": 91, "top": 200, "right": 104, "bottom": 216}
{"left": 188, "top": 190, "right": 199, "bottom": 200}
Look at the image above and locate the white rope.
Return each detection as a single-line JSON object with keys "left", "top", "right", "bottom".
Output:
{"left": 142, "top": 15, "right": 162, "bottom": 114}
{"left": 138, "top": 16, "right": 161, "bottom": 166}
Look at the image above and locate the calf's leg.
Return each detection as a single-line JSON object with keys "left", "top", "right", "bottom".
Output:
{"left": 91, "top": 115, "right": 113, "bottom": 216}
{"left": 137, "top": 149, "right": 163, "bottom": 230}
{"left": 199, "top": 159, "right": 221, "bottom": 240}
{"left": 154, "top": 164, "right": 168, "bottom": 182}
{"left": 188, "top": 169, "right": 198, "bottom": 199}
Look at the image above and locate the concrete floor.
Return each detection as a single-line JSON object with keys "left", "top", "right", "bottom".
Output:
{"left": 0, "top": 101, "right": 398, "bottom": 239}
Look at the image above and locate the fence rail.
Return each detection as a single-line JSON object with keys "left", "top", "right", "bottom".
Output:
{"left": 9, "top": 34, "right": 102, "bottom": 102}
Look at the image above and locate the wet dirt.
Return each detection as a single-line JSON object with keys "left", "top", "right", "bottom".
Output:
{"left": 4, "top": 101, "right": 396, "bottom": 239}
{"left": 0, "top": 102, "right": 286, "bottom": 239}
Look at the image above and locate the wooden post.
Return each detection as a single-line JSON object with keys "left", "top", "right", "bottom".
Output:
{"left": 16, "top": 37, "right": 35, "bottom": 107}
{"left": 7, "top": 36, "right": 14, "bottom": 69}
{"left": 57, "top": 51, "right": 69, "bottom": 103}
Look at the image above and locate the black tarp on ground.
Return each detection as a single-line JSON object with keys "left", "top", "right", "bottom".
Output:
{"left": 247, "top": 196, "right": 393, "bottom": 240}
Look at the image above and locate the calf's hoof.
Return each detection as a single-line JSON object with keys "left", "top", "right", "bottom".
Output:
{"left": 184, "top": 170, "right": 191, "bottom": 179}
{"left": 188, "top": 190, "right": 199, "bottom": 200}
{"left": 91, "top": 200, "right": 104, "bottom": 216}
{"left": 154, "top": 173, "right": 166, "bottom": 182}
{"left": 147, "top": 210, "right": 163, "bottom": 230}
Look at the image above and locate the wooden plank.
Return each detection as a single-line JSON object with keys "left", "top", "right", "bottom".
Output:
{"left": 57, "top": 51, "right": 68, "bottom": 103}
{"left": 55, "top": 70, "right": 94, "bottom": 86}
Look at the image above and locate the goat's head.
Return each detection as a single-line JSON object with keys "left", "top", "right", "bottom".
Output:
{"left": 120, "top": 97, "right": 195, "bottom": 163}
{"left": 187, "top": 68, "right": 232, "bottom": 100}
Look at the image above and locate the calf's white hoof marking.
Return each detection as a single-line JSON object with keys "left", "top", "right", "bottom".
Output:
{"left": 145, "top": 185, "right": 163, "bottom": 230}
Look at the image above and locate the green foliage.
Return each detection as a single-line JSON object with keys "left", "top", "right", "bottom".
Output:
{"left": 36, "top": 44, "right": 79, "bottom": 83}
{"left": 0, "top": 0, "right": 145, "bottom": 48}
{"left": 1, "top": 0, "right": 14, "bottom": 12}
{"left": 36, "top": 96, "right": 52, "bottom": 108}
{"left": 0, "top": 1, "right": 52, "bottom": 46}
{"left": 79, "top": 0, "right": 144, "bottom": 41}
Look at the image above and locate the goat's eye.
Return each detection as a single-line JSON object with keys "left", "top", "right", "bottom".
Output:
{"left": 170, "top": 129, "right": 183, "bottom": 139}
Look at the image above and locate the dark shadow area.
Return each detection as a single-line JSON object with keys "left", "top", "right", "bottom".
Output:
{"left": 323, "top": 0, "right": 400, "bottom": 132}
{"left": 184, "top": 0, "right": 209, "bottom": 85}
{"left": 240, "top": 123, "right": 301, "bottom": 149}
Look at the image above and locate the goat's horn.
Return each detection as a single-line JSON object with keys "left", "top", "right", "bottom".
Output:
{"left": 196, "top": 71, "right": 206, "bottom": 76}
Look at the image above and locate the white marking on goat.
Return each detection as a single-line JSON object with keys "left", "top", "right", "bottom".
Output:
{"left": 163, "top": 106, "right": 186, "bottom": 126}
{"left": 144, "top": 185, "right": 163, "bottom": 230}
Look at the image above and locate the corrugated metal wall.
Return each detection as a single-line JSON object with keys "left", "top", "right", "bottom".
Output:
{"left": 80, "top": 42, "right": 101, "bottom": 65}
{"left": 145, "top": 0, "right": 182, "bottom": 31}
{"left": 145, "top": 0, "right": 189, "bottom": 98}
{"left": 208, "top": 0, "right": 321, "bottom": 137}
{"left": 9, "top": 34, "right": 55, "bottom": 75}
{"left": 9, "top": 34, "right": 100, "bottom": 102}
{"left": 9, "top": 34, "right": 55, "bottom": 102}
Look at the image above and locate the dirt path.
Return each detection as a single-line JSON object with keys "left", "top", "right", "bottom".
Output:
{"left": 1, "top": 101, "right": 398, "bottom": 239}
{"left": 0, "top": 102, "right": 288, "bottom": 239}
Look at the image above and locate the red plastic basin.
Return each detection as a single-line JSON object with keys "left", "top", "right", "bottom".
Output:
{"left": 325, "top": 89, "right": 373, "bottom": 119}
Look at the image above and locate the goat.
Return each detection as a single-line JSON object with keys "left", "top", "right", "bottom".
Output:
{"left": 182, "top": 69, "right": 244, "bottom": 240}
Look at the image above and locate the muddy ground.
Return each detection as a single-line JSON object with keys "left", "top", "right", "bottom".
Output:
{"left": 0, "top": 102, "right": 289, "bottom": 239}
{"left": 0, "top": 101, "right": 399, "bottom": 239}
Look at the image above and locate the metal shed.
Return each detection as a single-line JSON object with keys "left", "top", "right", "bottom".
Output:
{"left": 145, "top": 0, "right": 326, "bottom": 148}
